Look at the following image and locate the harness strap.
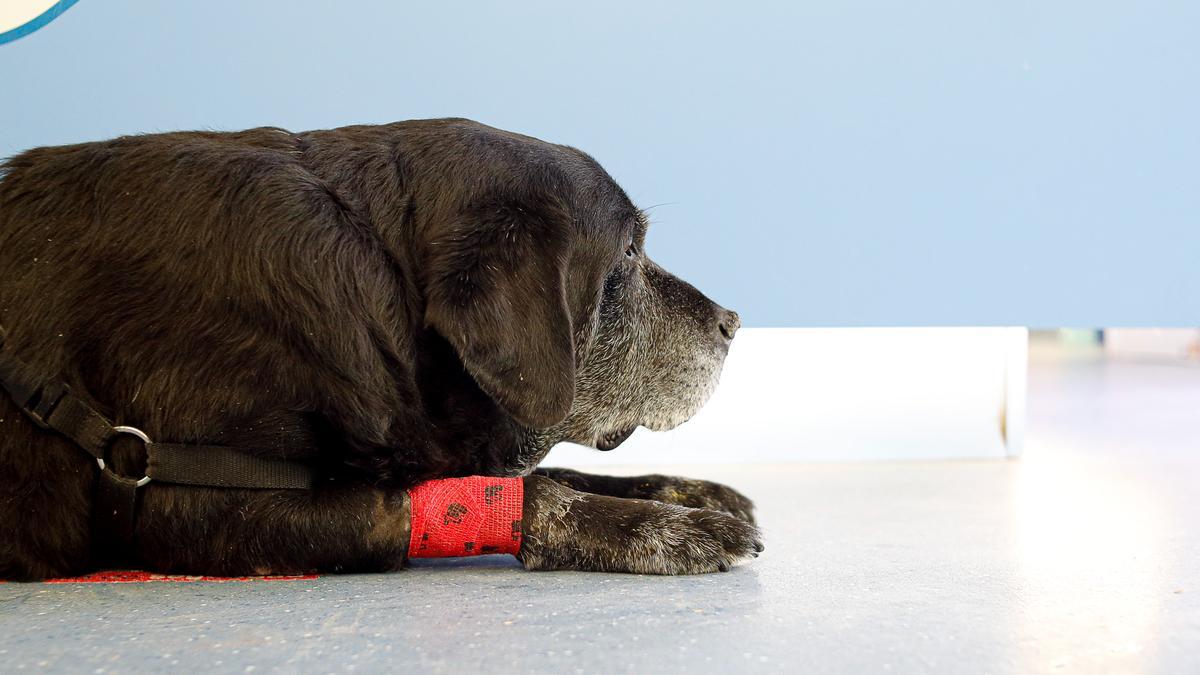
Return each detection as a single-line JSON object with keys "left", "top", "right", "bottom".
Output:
{"left": 0, "top": 324, "right": 315, "bottom": 553}
{"left": 147, "top": 443, "right": 315, "bottom": 489}
{"left": 94, "top": 470, "right": 141, "bottom": 554}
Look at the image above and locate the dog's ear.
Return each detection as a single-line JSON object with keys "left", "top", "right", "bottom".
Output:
{"left": 422, "top": 192, "right": 576, "bottom": 429}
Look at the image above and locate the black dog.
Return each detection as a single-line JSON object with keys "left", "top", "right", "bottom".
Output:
{"left": 0, "top": 119, "right": 761, "bottom": 580}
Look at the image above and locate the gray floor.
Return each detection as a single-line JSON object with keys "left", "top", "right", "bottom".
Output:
{"left": 2, "top": 346, "right": 1198, "bottom": 674}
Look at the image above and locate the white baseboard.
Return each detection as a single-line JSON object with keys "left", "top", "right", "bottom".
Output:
{"left": 541, "top": 327, "right": 1028, "bottom": 466}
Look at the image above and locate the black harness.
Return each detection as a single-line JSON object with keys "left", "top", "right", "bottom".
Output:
{"left": 0, "top": 324, "right": 315, "bottom": 557}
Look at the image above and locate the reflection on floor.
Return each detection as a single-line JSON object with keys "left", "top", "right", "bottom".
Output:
{"left": 1, "top": 345, "right": 1197, "bottom": 673}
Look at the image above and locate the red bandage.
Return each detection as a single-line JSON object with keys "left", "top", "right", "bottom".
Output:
{"left": 406, "top": 476, "right": 524, "bottom": 558}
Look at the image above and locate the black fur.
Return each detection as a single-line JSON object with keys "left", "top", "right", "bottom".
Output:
{"left": 0, "top": 119, "right": 759, "bottom": 579}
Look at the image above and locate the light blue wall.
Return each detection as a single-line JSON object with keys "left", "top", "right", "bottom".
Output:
{"left": 2, "top": 1, "right": 1197, "bottom": 327}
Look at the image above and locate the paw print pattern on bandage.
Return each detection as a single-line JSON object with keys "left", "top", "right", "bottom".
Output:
{"left": 406, "top": 476, "right": 523, "bottom": 558}
{"left": 444, "top": 503, "right": 468, "bottom": 525}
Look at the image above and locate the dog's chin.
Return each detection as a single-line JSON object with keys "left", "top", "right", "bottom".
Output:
{"left": 642, "top": 364, "right": 724, "bottom": 433}
{"left": 595, "top": 426, "right": 638, "bottom": 451}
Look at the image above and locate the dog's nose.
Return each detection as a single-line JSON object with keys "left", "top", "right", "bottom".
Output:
{"left": 717, "top": 309, "right": 741, "bottom": 342}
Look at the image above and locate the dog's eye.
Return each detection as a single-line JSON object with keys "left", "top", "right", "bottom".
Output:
{"left": 624, "top": 241, "right": 636, "bottom": 258}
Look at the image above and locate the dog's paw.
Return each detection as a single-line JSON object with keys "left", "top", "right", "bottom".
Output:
{"left": 644, "top": 477, "right": 757, "bottom": 525}
{"left": 625, "top": 504, "right": 764, "bottom": 574}
{"left": 519, "top": 476, "right": 763, "bottom": 575}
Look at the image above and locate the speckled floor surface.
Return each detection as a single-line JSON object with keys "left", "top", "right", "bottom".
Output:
{"left": 2, "top": 347, "right": 1198, "bottom": 673}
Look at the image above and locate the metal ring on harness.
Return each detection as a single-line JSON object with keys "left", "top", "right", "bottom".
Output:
{"left": 103, "top": 425, "right": 152, "bottom": 488}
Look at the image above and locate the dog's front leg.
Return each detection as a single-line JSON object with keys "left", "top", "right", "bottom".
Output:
{"left": 518, "top": 475, "right": 762, "bottom": 574}
{"left": 134, "top": 483, "right": 411, "bottom": 576}
{"left": 136, "top": 475, "right": 760, "bottom": 576}
{"left": 532, "top": 467, "right": 757, "bottom": 524}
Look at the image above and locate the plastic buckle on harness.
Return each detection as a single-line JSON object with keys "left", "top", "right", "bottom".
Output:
{"left": 24, "top": 382, "right": 70, "bottom": 430}
{"left": 100, "top": 426, "right": 153, "bottom": 488}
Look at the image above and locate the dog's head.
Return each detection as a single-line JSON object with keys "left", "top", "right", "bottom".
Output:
{"left": 410, "top": 120, "right": 738, "bottom": 451}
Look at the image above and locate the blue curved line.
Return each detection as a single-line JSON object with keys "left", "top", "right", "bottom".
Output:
{"left": 0, "top": 0, "right": 81, "bottom": 46}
